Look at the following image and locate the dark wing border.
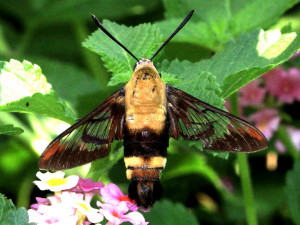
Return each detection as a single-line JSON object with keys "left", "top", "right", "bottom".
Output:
{"left": 167, "top": 86, "right": 268, "bottom": 152}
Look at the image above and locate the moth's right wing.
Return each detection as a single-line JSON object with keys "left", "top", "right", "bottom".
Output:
{"left": 39, "top": 88, "right": 125, "bottom": 171}
{"left": 166, "top": 86, "right": 268, "bottom": 152}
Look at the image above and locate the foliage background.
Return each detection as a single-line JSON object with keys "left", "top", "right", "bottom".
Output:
{"left": 1, "top": 0, "right": 300, "bottom": 224}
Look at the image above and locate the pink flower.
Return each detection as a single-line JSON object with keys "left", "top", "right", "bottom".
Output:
{"left": 101, "top": 183, "right": 138, "bottom": 211}
{"left": 72, "top": 177, "right": 104, "bottom": 192}
{"left": 99, "top": 202, "right": 148, "bottom": 225}
{"left": 275, "top": 127, "right": 300, "bottom": 153}
{"left": 70, "top": 177, "right": 104, "bottom": 202}
{"left": 290, "top": 50, "right": 300, "bottom": 60}
{"left": 239, "top": 79, "right": 266, "bottom": 106}
{"left": 249, "top": 109, "right": 281, "bottom": 139}
{"left": 264, "top": 67, "right": 300, "bottom": 103}
{"left": 31, "top": 197, "right": 50, "bottom": 210}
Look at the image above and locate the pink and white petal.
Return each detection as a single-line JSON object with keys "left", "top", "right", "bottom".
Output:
{"left": 99, "top": 202, "right": 130, "bottom": 225}
{"left": 101, "top": 183, "right": 124, "bottom": 204}
{"left": 36, "top": 171, "right": 65, "bottom": 181}
{"left": 275, "top": 140, "right": 286, "bottom": 153}
{"left": 28, "top": 209, "right": 43, "bottom": 223}
{"left": 86, "top": 211, "right": 104, "bottom": 223}
{"left": 124, "top": 211, "right": 149, "bottom": 225}
{"left": 78, "top": 178, "right": 104, "bottom": 192}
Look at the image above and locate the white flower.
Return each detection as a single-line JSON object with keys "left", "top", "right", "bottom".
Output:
{"left": 34, "top": 171, "right": 79, "bottom": 192}
{"left": 59, "top": 192, "right": 104, "bottom": 223}
{"left": 28, "top": 204, "right": 78, "bottom": 225}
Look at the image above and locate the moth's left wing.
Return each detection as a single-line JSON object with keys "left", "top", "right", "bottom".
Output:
{"left": 39, "top": 88, "right": 125, "bottom": 170}
{"left": 166, "top": 86, "right": 268, "bottom": 152}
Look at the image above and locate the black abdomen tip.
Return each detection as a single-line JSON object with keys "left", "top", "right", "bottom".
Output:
{"left": 128, "top": 180, "right": 163, "bottom": 209}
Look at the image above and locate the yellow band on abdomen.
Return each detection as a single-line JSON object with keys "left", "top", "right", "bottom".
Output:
{"left": 124, "top": 156, "right": 167, "bottom": 169}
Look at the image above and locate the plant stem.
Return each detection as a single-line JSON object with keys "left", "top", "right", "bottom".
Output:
{"left": 16, "top": 24, "right": 34, "bottom": 56}
{"left": 277, "top": 125, "right": 299, "bottom": 160}
{"left": 237, "top": 154, "right": 258, "bottom": 225}
{"left": 16, "top": 173, "right": 34, "bottom": 208}
{"left": 230, "top": 93, "right": 258, "bottom": 225}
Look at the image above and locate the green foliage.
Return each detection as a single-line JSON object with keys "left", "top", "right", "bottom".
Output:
{"left": 0, "top": 194, "right": 30, "bottom": 225}
{"left": 144, "top": 200, "right": 200, "bottom": 225}
{"left": 1, "top": 0, "right": 300, "bottom": 224}
{"left": 87, "top": 142, "right": 124, "bottom": 182}
{"left": 163, "top": 151, "right": 222, "bottom": 189}
{"left": 0, "top": 59, "right": 76, "bottom": 124}
{"left": 158, "top": 0, "right": 300, "bottom": 50}
{"left": 83, "top": 20, "right": 164, "bottom": 86}
{"left": 199, "top": 29, "right": 300, "bottom": 98}
{"left": 30, "top": 58, "right": 104, "bottom": 117}
{"left": 285, "top": 160, "right": 300, "bottom": 224}
{"left": 0, "top": 123, "right": 23, "bottom": 135}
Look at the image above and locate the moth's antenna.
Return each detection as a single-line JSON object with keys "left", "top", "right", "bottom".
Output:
{"left": 150, "top": 10, "right": 194, "bottom": 61}
{"left": 91, "top": 15, "right": 139, "bottom": 62}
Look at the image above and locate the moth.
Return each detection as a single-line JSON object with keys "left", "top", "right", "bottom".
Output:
{"left": 39, "top": 10, "right": 268, "bottom": 209}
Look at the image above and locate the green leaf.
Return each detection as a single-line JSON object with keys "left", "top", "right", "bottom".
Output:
{"left": 0, "top": 123, "right": 23, "bottom": 135}
{"left": 197, "top": 29, "right": 300, "bottom": 98}
{"left": 87, "top": 142, "right": 123, "bottom": 181}
{"left": 83, "top": 20, "right": 163, "bottom": 86}
{"left": 29, "top": 57, "right": 104, "bottom": 117}
{"left": 0, "top": 59, "right": 76, "bottom": 124}
{"left": 157, "top": 0, "right": 300, "bottom": 50}
{"left": 0, "top": 194, "right": 30, "bottom": 225}
{"left": 144, "top": 200, "right": 200, "bottom": 225}
{"left": 163, "top": 151, "right": 222, "bottom": 189}
{"left": 285, "top": 160, "right": 300, "bottom": 224}
{"left": 159, "top": 59, "right": 224, "bottom": 108}
{"left": 158, "top": 60, "right": 228, "bottom": 158}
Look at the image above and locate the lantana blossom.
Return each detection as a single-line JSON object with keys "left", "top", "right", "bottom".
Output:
{"left": 34, "top": 171, "right": 79, "bottom": 192}
{"left": 70, "top": 177, "right": 104, "bottom": 202}
{"left": 239, "top": 79, "right": 266, "bottom": 106}
{"left": 59, "top": 192, "right": 103, "bottom": 224}
{"left": 264, "top": 67, "right": 300, "bottom": 103}
{"left": 101, "top": 183, "right": 138, "bottom": 211}
{"left": 275, "top": 127, "right": 300, "bottom": 153}
{"left": 29, "top": 172, "right": 147, "bottom": 225}
{"left": 249, "top": 108, "right": 281, "bottom": 139}
{"left": 99, "top": 201, "right": 148, "bottom": 225}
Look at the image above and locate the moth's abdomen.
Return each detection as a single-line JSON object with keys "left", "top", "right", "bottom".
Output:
{"left": 124, "top": 127, "right": 169, "bottom": 209}
{"left": 125, "top": 156, "right": 166, "bottom": 208}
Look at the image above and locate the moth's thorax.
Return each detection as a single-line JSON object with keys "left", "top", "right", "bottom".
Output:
{"left": 125, "top": 58, "right": 167, "bottom": 132}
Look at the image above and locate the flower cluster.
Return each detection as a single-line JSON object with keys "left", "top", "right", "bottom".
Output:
{"left": 227, "top": 62, "right": 300, "bottom": 153}
{"left": 28, "top": 171, "right": 148, "bottom": 225}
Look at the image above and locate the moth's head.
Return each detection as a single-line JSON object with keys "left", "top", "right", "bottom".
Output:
{"left": 131, "top": 58, "right": 161, "bottom": 81}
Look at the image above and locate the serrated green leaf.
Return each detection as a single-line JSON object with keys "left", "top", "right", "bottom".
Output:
{"left": 159, "top": 59, "right": 224, "bottom": 108}
{"left": 83, "top": 20, "right": 163, "bottom": 86}
{"left": 0, "top": 59, "right": 76, "bottom": 123}
{"left": 159, "top": 60, "right": 229, "bottom": 158}
{"left": 0, "top": 123, "right": 23, "bottom": 135}
{"left": 196, "top": 29, "right": 300, "bottom": 98}
{"left": 163, "top": 151, "right": 222, "bottom": 189}
{"left": 144, "top": 200, "right": 200, "bottom": 225}
{"left": 29, "top": 57, "right": 103, "bottom": 117}
{"left": 0, "top": 194, "right": 30, "bottom": 225}
{"left": 285, "top": 160, "right": 300, "bottom": 224}
{"left": 158, "top": 0, "right": 300, "bottom": 50}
